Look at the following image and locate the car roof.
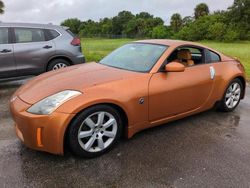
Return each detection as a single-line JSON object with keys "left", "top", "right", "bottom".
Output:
{"left": 0, "top": 22, "right": 64, "bottom": 30}
{"left": 134, "top": 39, "right": 231, "bottom": 61}
{"left": 135, "top": 39, "right": 209, "bottom": 49}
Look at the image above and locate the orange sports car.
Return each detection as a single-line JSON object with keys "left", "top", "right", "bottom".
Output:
{"left": 10, "top": 40, "right": 246, "bottom": 158}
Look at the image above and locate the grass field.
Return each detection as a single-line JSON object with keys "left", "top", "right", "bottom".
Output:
{"left": 82, "top": 38, "right": 250, "bottom": 79}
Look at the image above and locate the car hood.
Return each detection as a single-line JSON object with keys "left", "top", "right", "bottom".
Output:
{"left": 16, "top": 63, "right": 141, "bottom": 104}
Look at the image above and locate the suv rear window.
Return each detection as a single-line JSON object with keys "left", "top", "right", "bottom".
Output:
{"left": 14, "top": 28, "right": 45, "bottom": 43}
{"left": 0, "top": 28, "right": 8, "bottom": 44}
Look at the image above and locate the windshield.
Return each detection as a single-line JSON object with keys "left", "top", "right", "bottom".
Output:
{"left": 99, "top": 43, "right": 168, "bottom": 72}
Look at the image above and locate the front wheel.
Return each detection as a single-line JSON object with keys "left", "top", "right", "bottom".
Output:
{"left": 218, "top": 78, "right": 243, "bottom": 112}
{"left": 67, "top": 105, "right": 123, "bottom": 158}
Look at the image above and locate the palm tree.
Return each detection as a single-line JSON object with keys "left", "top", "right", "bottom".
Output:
{"left": 194, "top": 3, "right": 209, "bottom": 19}
{"left": 0, "top": 1, "right": 4, "bottom": 14}
{"left": 170, "top": 13, "right": 182, "bottom": 32}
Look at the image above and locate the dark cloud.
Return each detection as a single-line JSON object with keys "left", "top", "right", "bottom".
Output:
{"left": 0, "top": 0, "right": 234, "bottom": 24}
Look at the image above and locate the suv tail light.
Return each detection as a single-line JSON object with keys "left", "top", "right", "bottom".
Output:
{"left": 71, "top": 38, "right": 81, "bottom": 46}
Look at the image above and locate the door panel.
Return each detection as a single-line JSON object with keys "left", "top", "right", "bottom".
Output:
{"left": 13, "top": 28, "right": 55, "bottom": 76}
{"left": 0, "top": 27, "right": 16, "bottom": 78}
{"left": 149, "top": 64, "right": 214, "bottom": 122}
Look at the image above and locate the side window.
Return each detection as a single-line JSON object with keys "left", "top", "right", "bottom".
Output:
{"left": 0, "top": 28, "right": 9, "bottom": 44}
{"left": 45, "top": 29, "right": 60, "bottom": 40}
{"left": 167, "top": 46, "right": 204, "bottom": 66}
{"left": 50, "top": 30, "right": 60, "bottom": 39}
{"left": 209, "top": 50, "right": 221, "bottom": 63}
{"left": 14, "top": 28, "right": 45, "bottom": 43}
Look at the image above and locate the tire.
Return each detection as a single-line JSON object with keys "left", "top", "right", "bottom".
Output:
{"left": 47, "top": 59, "right": 70, "bottom": 71}
{"left": 67, "top": 105, "right": 123, "bottom": 158}
{"left": 217, "top": 78, "right": 243, "bottom": 112}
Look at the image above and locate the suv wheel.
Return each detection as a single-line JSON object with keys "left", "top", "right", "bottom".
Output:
{"left": 47, "top": 59, "right": 70, "bottom": 71}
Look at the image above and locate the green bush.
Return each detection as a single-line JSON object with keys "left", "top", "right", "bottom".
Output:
{"left": 207, "top": 22, "right": 226, "bottom": 41}
{"left": 224, "top": 29, "right": 240, "bottom": 42}
{"left": 151, "top": 26, "right": 173, "bottom": 39}
{"left": 175, "top": 16, "right": 212, "bottom": 41}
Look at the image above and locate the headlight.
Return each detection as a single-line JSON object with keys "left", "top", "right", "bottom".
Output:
{"left": 27, "top": 90, "right": 81, "bottom": 115}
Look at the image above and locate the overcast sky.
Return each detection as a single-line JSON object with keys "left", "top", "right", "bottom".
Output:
{"left": 0, "top": 0, "right": 234, "bottom": 25}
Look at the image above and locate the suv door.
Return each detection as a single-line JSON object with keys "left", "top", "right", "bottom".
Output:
{"left": 149, "top": 47, "right": 215, "bottom": 122}
{"left": 13, "top": 27, "right": 55, "bottom": 76}
{"left": 0, "top": 27, "right": 16, "bottom": 79}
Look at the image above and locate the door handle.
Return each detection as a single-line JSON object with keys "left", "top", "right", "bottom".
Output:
{"left": 0, "top": 49, "right": 12, "bottom": 53}
{"left": 43, "top": 45, "right": 52, "bottom": 49}
{"left": 210, "top": 66, "right": 216, "bottom": 80}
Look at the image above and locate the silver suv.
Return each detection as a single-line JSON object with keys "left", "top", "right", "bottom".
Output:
{"left": 0, "top": 22, "right": 85, "bottom": 79}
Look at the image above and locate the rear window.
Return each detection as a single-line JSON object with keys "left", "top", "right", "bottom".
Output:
{"left": 14, "top": 28, "right": 45, "bottom": 43}
{"left": 0, "top": 27, "right": 8, "bottom": 44}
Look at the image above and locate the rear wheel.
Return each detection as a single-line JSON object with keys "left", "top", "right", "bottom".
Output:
{"left": 47, "top": 59, "right": 70, "bottom": 71}
{"left": 67, "top": 105, "right": 123, "bottom": 158}
{"left": 218, "top": 78, "right": 243, "bottom": 112}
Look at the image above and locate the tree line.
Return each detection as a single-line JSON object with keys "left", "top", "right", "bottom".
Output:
{"left": 61, "top": 0, "right": 250, "bottom": 42}
{"left": 61, "top": 11, "right": 165, "bottom": 39}
{"left": 1, "top": 0, "right": 249, "bottom": 41}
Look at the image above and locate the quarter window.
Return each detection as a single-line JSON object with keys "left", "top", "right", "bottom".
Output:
{"left": 46, "top": 29, "right": 60, "bottom": 40}
{"left": 209, "top": 50, "right": 221, "bottom": 63}
{"left": 0, "top": 28, "right": 9, "bottom": 44}
{"left": 14, "top": 28, "right": 45, "bottom": 43}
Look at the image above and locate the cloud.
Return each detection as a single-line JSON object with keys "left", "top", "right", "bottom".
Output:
{"left": 0, "top": 0, "right": 234, "bottom": 25}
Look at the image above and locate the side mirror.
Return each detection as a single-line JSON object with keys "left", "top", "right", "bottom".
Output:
{"left": 165, "top": 62, "right": 185, "bottom": 72}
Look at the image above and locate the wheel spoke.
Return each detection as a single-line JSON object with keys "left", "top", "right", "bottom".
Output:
{"left": 229, "top": 85, "right": 233, "bottom": 92}
{"left": 98, "top": 138, "right": 105, "bottom": 150}
{"left": 232, "top": 83, "right": 237, "bottom": 91}
{"left": 84, "top": 136, "right": 95, "bottom": 150}
{"left": 97, "top": 112, "right": 105, "bottom": 126}
{"left": 78, "top": 130, "right": 93, "bottom": 139}
{"left": 103, "top": 131, "right": 115, "bottom": 138}
{"left": 103, "top": 118, "right": 115, "bottom": 129}
{"left": 85, "top": 117, "right": 95, "bottom": 129}
{"left": 225, "top": 92, "right": 231, "bottom": 98}
{"left": 235, "top": 88, "right": 241, "bottom": 95}
{"left": 229, "top": 98, "right": 234, "bottom": 108}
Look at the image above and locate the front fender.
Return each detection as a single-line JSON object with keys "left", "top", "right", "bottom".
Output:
{"left": 56, "top": 74, "right": 150, "bottom": 128}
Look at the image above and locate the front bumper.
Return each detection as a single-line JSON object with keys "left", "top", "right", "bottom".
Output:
{"left": 10, "top": 97, "right": 74, "bottom": 155}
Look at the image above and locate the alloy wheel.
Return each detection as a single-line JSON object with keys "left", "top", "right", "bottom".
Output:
{"left": 77, "top": 111, "right": 118, "bottom": 152}
{"left": 225, "top": 82, "right": 241, "bottom": 109}
{"left": 52, "top": 63, "right": 68, "bottom": 70}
